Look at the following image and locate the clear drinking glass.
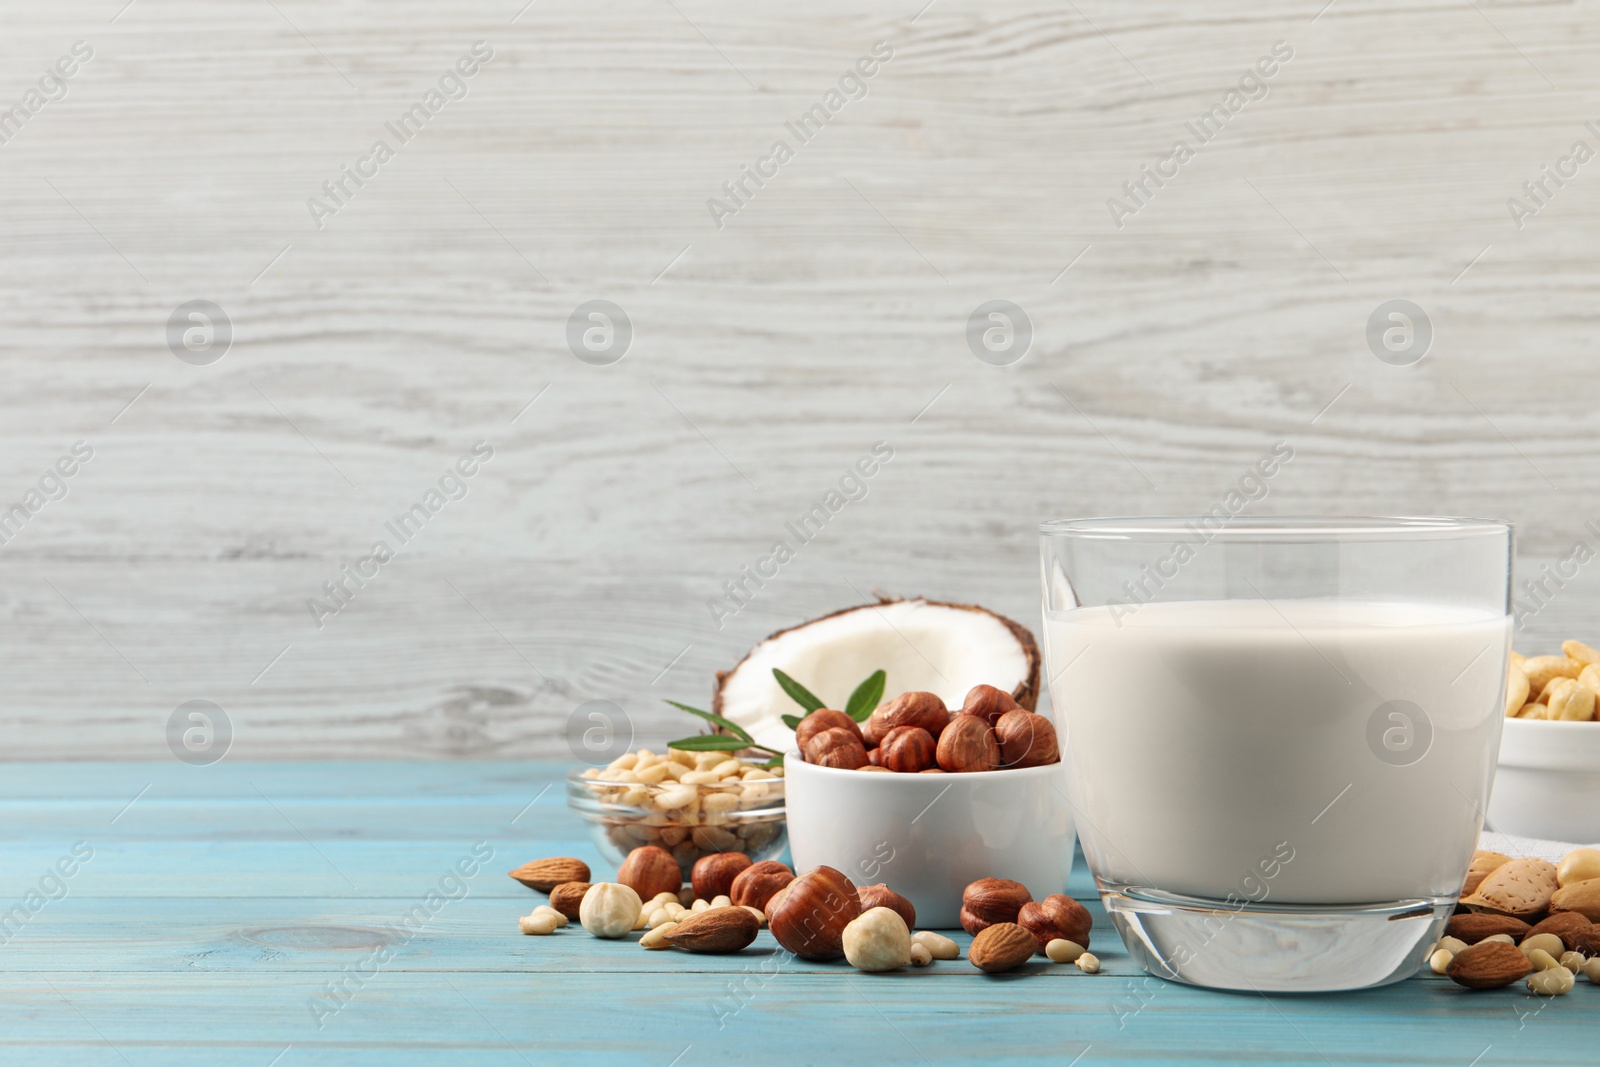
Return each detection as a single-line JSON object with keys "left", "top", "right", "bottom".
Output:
{"left": 1040, "top": 516, "right": 1512, "bottom": 992}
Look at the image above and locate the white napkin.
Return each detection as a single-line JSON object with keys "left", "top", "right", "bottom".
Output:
{"left": 1479, "top": 830, "right": 1597, "bottom": 866}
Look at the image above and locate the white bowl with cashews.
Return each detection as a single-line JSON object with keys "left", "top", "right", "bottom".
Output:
{"left": 1491, "top": 641, "right": 1600, "bottom": 841}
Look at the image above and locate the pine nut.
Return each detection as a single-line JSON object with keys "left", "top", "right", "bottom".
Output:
{"left": 1428, "top": 949, "right": 1453, "bottom": 974}
{"left": 640, "top": 922, "right": 679, "bottom": 949}
{"left": 911, "top": 930, "right": 959, "bottom": 960}
{"left": 1527, "top": 966, "right": 1575, "bottom": 995}
{"left": 1075, "top": 952, "right": 1101, "bottom": 973}
{"left": 1047, "top": 938, "right": 1087, "bottom": 964}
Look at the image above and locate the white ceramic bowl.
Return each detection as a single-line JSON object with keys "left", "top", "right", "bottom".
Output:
{"left": 784, "top": 756, "right": 1076, "bottom": 928}
{"left": 1489, "top": 719, "right": 1600, "bottom": 842}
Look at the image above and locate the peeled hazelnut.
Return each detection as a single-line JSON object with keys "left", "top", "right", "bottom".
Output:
{"left": 1017, "top": 894, "right": 1092, "bottom": 952}
{"left": 795, "top": 709, "right": 861, "bottom": 752}
{"left": 994, "top": 710, "right": 1059, "bottom": 769}
{"left": 578, "top": 882, "right": 642, "bottom": 938}
{"left": 961, "top": 684, "right": 1020, "bottom": 726}
{"left": 842, "top": 906, "right": 912, "bottom": 972}
{"left": 729, "top": 859, "right": 794, "bottom": 912}
{"left": 961, "top": 877, "right": 1032, "bottom": 935}
{"left": 868, "top": 691, "right": 950, "bottom": 742}
{"left": 878, "top": 725, "right": 937, "bottom": 773}
{"left": 858, "top": 883, "right": 916, "bottom": 930}
{"left": 617, "top": 845, "right": 682, "bottom": 901}
{"left": 937, "top": 715, "right": 999, "bottom": 773}
{"left": 768, "top": 865, "right": 862, "bottom": 960}
{"left": 691, "top": 851, "right": 752, "bottom": 900}
{"left": 804, "top": 726, "right": 870, "bottom": 770}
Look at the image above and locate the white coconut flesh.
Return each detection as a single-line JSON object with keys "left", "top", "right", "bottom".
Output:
{"left": 715, "top": 599, "right": 1035, "bottom": 753}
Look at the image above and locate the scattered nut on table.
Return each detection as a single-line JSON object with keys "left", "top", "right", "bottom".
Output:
{"left": 579, "top": 882, "right": 642, "bottom": 939}
{"left": 842, "top": 907, "right": 912, "bottom": 972}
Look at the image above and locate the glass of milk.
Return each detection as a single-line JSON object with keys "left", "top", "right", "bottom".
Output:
{"left": 1041, "top": 516, "right": 1512, "bottom": 992}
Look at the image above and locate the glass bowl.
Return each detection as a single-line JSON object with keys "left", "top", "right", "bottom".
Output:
{"left": 566, "top": 761, "right": 787, "bottom": 876}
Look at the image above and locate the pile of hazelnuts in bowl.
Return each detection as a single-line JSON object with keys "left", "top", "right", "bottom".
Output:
{"left": 795, "top": 683, "right": 1060, "bottom": 773}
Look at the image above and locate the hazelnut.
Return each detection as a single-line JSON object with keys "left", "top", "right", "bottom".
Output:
{"left": 804, "top": 726, "right": 869, "bottom": 770}
{"left": 729, "top": 859, "right": 794, "bottom": 912}
{"left": 1017, "top": 894, "right": 1092, "bottom": 952}
{"left": 994, "top": 710, "right": 1060, "bottom": 769}
{"left": 691, "top": 851, "right": 752, "bottom": 900}
{"left": 858, "top": 883, "right": 916, "bottom": 930}
{"left": 961, "top": 684, "right": 1020, "bottom": 726}
{"left": 842, "top": 907, "right": 912, "bottom": 972}
{"left": 878, "top": 725, "right": 937, "bottom": 773}
{"left": 936, "top": 715, "right": 999, "bottom": 773}
{"left": 765, "top": 880, "right": 794, "bottom": 917}
{"left": 578, "top": 882, "right": 642, "bottom": 938}
{"left": 794, "top": 708, "right": 861, "bottom": 752}
{"left": 617, "top": 845, "right": 682, "bottom": 901}
{"left": 868, "top": 691, "right": 951, "bottom": 741}
{"left": 768, "top": 865, "right": 862, "bottom": 960}
{"left": 961, "top": 877, "right": 1032, "bottom": 935}
{"left": 867, "top": 745, "right": 883, "bottom": 767}
{"left": 547, "top": 881, "right": 592, "bottom": 920}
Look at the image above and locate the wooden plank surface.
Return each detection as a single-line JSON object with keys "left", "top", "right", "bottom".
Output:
{"left": 0, "top": 761, "right": 1593, "bottom": 1065}
{"left": 1, "top": 1, "right": 1600, "bottom": 756}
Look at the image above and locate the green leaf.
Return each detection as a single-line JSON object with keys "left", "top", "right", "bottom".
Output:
{"left": 664, "top": 700, "right": 754, "bottom": 744}
{"left": 781, "top": 714, "right": 803, "bottom": 730}
{"left": 664, "top": 734, "right": 750, "bottom": 753}
{"left": 761, "top": 753, "right": 785, "bottom": 769}
{"left": 772, "top": 668, "right": 825, "bottom": 713}
{"left": 844, "top": 669, "right": 886, "bottom": 722}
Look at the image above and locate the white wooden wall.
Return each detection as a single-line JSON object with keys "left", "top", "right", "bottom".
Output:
{"left": 2, "top": 0, "right": 1598, "bottom": 758}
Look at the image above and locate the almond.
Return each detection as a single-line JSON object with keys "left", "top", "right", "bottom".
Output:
{"left": 1445, "top": 912, "right": 1532, "bottom": 944}
{"left": 1461, "top": 857, "right": 1558, "bottom": 919}
{"left": 509, "top": 857, "right": 591, "bottom": 892}
{"left": 968, "top": 922, "right": 1037, "bottom": 973}
{"left": 1447, "top": 940, "right": 1535, "bottom": 989}
{"left": 663, "top": 905, "right": 759, "bottom": 953}
{"left": 1549, "top": 877, "right": 1600, "bottom": 922}
{"left": 1525, "top": 911, "right": 1594, "bottom": 950}
{"left": 1462, "top": 850, "right": 1511, "bottom": 896}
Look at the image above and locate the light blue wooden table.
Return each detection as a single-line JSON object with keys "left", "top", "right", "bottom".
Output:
{"left": 2, "top": 762, "right": 1591, "bottom": 1065}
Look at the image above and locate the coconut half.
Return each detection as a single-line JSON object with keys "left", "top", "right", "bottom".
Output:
{"left": 712, "top": 598, "right": 1040, "bottom": 753}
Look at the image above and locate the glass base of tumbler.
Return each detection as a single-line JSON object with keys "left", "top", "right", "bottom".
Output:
{"left": 1102, "top": 885, "right": 1453, "bottom": 992}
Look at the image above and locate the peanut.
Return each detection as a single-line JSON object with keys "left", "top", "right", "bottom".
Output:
{"left": 640, "top": 922, "right": 679, "bottom": 949}
{"left": 1047, "top": 938, "right": 1087, "bottom": 964}
{"left": 911, "top": 930, "right": 960, "bottom": 960}
{"left": 1525, "top": 948, "right": 1562, "bottom": 972}
{"left": 1520, "top": 933, "right": 1565, "bottom": 959}
{"left": 519, "top": 911, "right": 559, "bottom": 935}
{"left": 1527, "top": 966, "right": 1575, "bottom": 995}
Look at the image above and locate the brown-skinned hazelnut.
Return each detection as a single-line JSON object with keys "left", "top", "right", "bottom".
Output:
{"left": 617, "top": 845, "right": 681, "bottom": 900}
{"left": 937, "top": 715, "right": 999, "bottom": 773}
{"left": 858, "top": 883, "right": 916, "bottom": 930}
{"left": 867, "top": 745, "right": 883, "bottom": 766}
{"left": 729, "top": 859, "right": 794, "bottom": 911}
{"left": 804, "top": 726, "right": 869, "bottom": 769}
{"left": 691, "top": 851, "right": 752, "bottom": 900}
{"left": 995, "top": 709, "right": 1060, "bottom": 769}
{"left": 868, "top": 691, "right": 951, "bottom": 741}
{"left": 961, "top": 877, "right": 1033, "bottom": 935}
{"left": 878, "top": 725, "right": 938, "bottom": 773}
{"left": 961, "top": 684, "right": 1021, "bottom": 726}
{"left": 767, "top": 865, "right": 862, "bottom": 960}
{"left": 1017, "top": 893, "right": 1092, "bottom": 952}
{"left": 794, "top": 709, "right": 861, "bottom": 752}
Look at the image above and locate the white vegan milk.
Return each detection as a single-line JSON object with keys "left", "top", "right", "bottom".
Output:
{"left": 1046, "top": 599, "right": 1510, "bottom": 905}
